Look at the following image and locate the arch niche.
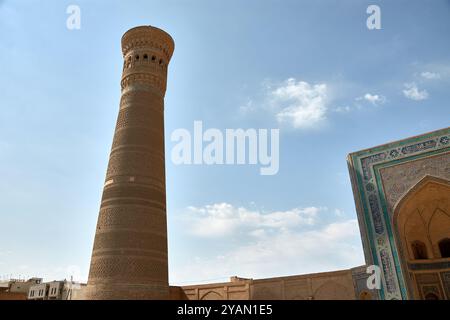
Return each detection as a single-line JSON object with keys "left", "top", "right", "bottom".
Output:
{"left": 392, "top": 175, "right": 450, "bottom": 300}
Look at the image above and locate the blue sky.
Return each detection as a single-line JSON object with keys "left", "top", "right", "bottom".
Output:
{"left": 0, "top": 0, "right": 449, "bottom": 284}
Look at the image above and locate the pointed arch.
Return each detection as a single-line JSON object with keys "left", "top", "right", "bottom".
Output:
{"left": 428, "top": 208, "right": 450, "bottom": 254}
{"left": 392, "top": 175, "right": 450, "bottom": 299}
{"left": 403, "top": 208, "right": 429, "bottom": 259}
{"left": 393, "top": 175, "right": 450, "bottom": 216}
{"left": 200, "top": 290, "right": 223, "bottom": 300}
{"left": 313, "top": 281, "right": 353, "bottom": 300}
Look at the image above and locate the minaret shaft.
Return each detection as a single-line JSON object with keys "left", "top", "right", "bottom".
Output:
{"left": 85, "top": 26, "right": 174, "bottom": 300}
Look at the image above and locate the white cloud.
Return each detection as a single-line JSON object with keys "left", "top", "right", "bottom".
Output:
{"left": 184, "top": 203, "right": 323, "bottom": 238}
{"left": 239, "top": 98, "right": 255, "bottom": 115}
{"left": 357, "top": 93, "right": 386, "bottom": 105}
{"left": 171, "top": 216, "right": 364, "bottom": 284}
{"left": 171, "top": 203, "right": 364, "bottom": 285}
{"left": 334, "top": 105, "right": 352, "bottom": 113}
{"left": 403, "top": 82, "right": 429, "bottom": 101}
{"left": 334, "top": 208, "right": 344, "bottom": 217}
{"left": 249, "top": 229, "right": 266, "bottom": 238}
{"left": 420, "top": 71, "right": 440, "bottom": 80}
{"left": 270, "top": 78, "right": 328, "bottom": 129}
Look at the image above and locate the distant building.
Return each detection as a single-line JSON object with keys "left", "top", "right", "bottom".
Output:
{"left": 28, "top": 280, "right": 86, "bottom": 300}
{"left": 28, "top": 282, "right": 47, "bottom": 300}
{"left": 9, "top": 277, "right": 42, "bottom": 294}
{"left": 171, "top": 266, "right": 377, "bottom": 300}
{"left": 0, "top": 278, "right": 42, "bottom": 300}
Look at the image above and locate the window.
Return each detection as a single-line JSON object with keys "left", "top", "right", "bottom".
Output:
{"left": 151, "top": 56, "right": 156, "bottom": 61}
{"left": 439, "top": 238, "right": 450, "bottom": 258}
{"left": 143, "top": 54, "right": 148, "bottom": 60}
{"left": 135, "top": 55, "right": 139, "bottom": 61}
{"left": 411, "top": 241, "right": 428, "bottom": 260}
{"left": 425, "top": 292, "right": 439, "bottom": 300}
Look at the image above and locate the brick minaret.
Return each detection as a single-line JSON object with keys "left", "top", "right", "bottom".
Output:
{"left": 84, "top": 26, "right": 174, "bottom": 299}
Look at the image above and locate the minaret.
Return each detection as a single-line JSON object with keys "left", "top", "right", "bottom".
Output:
{"left": 84, "top": 26, "right": 174, "bottom": 299}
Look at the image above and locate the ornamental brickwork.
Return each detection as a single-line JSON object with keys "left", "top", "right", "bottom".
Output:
{"left": 84, "top": 26, "right": 174, "bottom": 300}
